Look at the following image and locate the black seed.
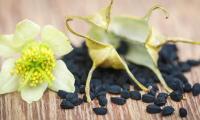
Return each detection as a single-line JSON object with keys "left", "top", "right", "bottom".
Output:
{"left": 162, "top": 106, "right": 175, "bottom": 116}
{"left": 183, "top": 83, "right": 192, "bottom": 92}
{"left": 151, "top": 84, "right": 159, "bottom": 92}
{"left": 178, "top": 62, "right": 191, "bottom": 72}
{"left": 102, "top": 83, "right": 110, "bottom": 91}
{"left": 186, "top": 60, "right": 200, "bottom": 66}
{"left": 130, "top": 91, "right": 141, "bottom": 100}
{"left": 66, "top": 93, "right": 78, "bottom": 101}
{"left": 108, "top": 85, "right": 122, "bottom": 94}
{"left": 146, "top": 104, "right": 162, "bottom": 114}
{"left": 159, "top": 44, "right": 178, "bottom": 63}
{"left": 179, "top": 107, "right": 187, "bottom": 118}
{"left": 111, "top": 97, "right": 126, "bottom": 105}
{"left": 79, "top": 85, "right": 85, "bottom": 94}
{"left": 71, "top": 98, "right": 83, "bottom": 106}
{"left": 192, "top": 83, "right": 200, "bottom": 96}
{"left": 121, "top": 90, "right": 130, "bottom": 99}
{"left": 96, "top": 91, "right": 107, "bottom": 97}
{"left": 172, "top": 73, "right": 188, "bottom": 84}
{"left": 116, "top": 40, "right": 129, "bottom": 55}
{"left": 91, "top": 79, "right": 102, "bottom": 88}
{"left": 60, "top": 99, "right": 74, "bottom": 109}
{"left": 98, "top": 95, "right": 108, "bottom": 106}
{"left": 93, "top": 107, "right": 107, "bottom": 115}
{"left": 166, "top": 77, "right": 184, "bottom": 92}
{"left": 122, "top": 84, "right": 130, "bottom": 90}
{"left": 154, "top": 96, "right": 167, "bottom": 106}
{"left": 90, "top": 92, "right": 96, "bottom": 100}
{"left": 142, "top": 94, "right": 155, "bottom": 103}
{"left": 57, "top": 90, "right": 68, "bottom": 99}
{"left": 148, "top": 89, "right": 157, "bottom": 96}
{"left": 95, "top": 86, "right": 106, "bottom": 97}
{"left": 170, "top": 91, "right": 183, "bottom": 102}
{"left": 157, "top": 93, "right": 168, "bottom": 99}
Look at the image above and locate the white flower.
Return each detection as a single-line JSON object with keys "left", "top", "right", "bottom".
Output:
{"left": 0, "top": 19, "right": 75, "bottom": 103}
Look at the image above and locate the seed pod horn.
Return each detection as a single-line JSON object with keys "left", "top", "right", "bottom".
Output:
{"left": 143, "top": 4, "right": 169, "bottom": 22}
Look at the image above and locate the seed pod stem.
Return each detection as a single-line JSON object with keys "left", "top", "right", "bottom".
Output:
{"left": 124, "top": 64, "right": 149, "bottom": 92}
{"left": 85, "top": 64, "right": 96, "bottom": 102}
{"left": 153, "top": 68, "right": 173, "bottom": 93}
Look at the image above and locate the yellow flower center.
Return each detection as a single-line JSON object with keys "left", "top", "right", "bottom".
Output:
{"left": 13, "top": 42, "right": 56, "bottom": 88}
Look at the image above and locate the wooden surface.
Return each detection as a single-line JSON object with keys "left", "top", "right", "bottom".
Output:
{"left": 0, "top": 0, "right": 200, "bottom": 120}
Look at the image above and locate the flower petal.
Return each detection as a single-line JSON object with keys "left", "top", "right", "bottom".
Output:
{"left": 49, "top": 60, "right": 75, "bottom": 92}
{"left": 21, "top": 83, "right": 48, "bottom": 103}
{"left": 0, "top": 58, "right": 19, "bottom": 94}
{"left": 41, "top": 25, "right": 73, "bottom": 58}
{"left": 0, "top": 34, "right": 16, "bottom": 58}
{"left": 13, "top": 19, "right": 40, "bottom": 48}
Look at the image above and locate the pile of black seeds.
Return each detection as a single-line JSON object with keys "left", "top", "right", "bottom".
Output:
{"left": 57, "top": 41, "right": 200, "bottom": 117}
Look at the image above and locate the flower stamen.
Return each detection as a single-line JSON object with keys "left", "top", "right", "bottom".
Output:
{"left": 13, "top": 42, "right": 56, "bottom": 88}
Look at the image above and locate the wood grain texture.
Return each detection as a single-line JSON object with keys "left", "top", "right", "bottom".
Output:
{"left": 0, "top": 0, "right": 200, "bottom": 120}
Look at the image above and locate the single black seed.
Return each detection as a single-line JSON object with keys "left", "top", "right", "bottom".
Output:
{"left": 178, "top": 62, "right": 191, "bottom": 72}
{"left": 102, "top": 84, "right": 110, "bottom": 91}
{"left": 148, "top": 89, "right": 157, "bottom": 96}
{"left": 151, "top": 84, "right": 159, "bottom": 92}
{"left": 116, "top": 40, "right": 129, "bottom": 55}
{"left": 79, "top": 85, "right": 85, "bottom": 94}
{"left": 186, "top": 60, "right": 200, "bottom": 66}
{"left": 95, "top": 86, "right": 106, "bottom": 96}
{"left": 122, "top": 84, "right": 130, "bottom": 90}
{"left": 91, "top": 79, "right": 102, "bottom": 88}
{"left": 57, "top": 90, "right": 68, "bottom": 99}
{"left": 71, "top": 98, "right": 83, "bottom": 106}
{"left": 183, "top": 83, "right": 192, "bottom": 92}
{"left": 146, "top": 104, "right": 162, "bottom": 114}
{"left": 93, "top": 107, "right": 107, "bottom": 115}
{"left": 170, "top": 91, "right": 183, "bottom": 102}
{"left": 130, "top": 91, "right": 141, "bottom": 100}
{"left": 75, "top": 86, "right": 79, "bottom": 93}
{"left": 192, "top": 83, "right": 200, "bottom": 96}
{"left": 66, "top": 93, "right": 78, "bottom": 101}
{"left": 172, "top": 73, "right": 188, "bottom": 84}
{"left": 98, "top": 95, "right": 108, "bottom": 106}
{"left": 154, "top": 97, "right": 167, "bottom": 106}
{"left": 162, "top": 106, "right": 175, "bottom": 116}
{"left": 111, "top": 97, "right": 126, "bottom": 105}
{"left": 90, "top": 92, "right": 96, "bottom": 100}
{"left": 108, "top": 85, "right": 122, "bottom": 94}
{"left": 179, "top": 107, "right": 187, "bottom": 118}
{"left": 60, "top": 99, "right": 74, "bottom": 109}
{"left": 121, "top": 90, "right": 130, "bottom": 99}
{"left": 142, "top": 94, "right": 155, "bottom": 103}
{"left": 96, "top": 91, "right": 107, "bottom": 97}
{"left": 157, "top": 93, "right": 168, "bottom": 99}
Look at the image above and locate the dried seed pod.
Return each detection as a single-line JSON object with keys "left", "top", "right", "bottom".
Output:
{"left": 65, "top": 0, "right": 148, "bottom": 102}
{"left": 87, "top": 4, "right": 200, "bottom": 93}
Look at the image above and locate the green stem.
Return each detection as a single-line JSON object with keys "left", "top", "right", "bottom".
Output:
{"left": 124, "top": 64, "right": 149, "bottom": 92}
{"left": 152, "top": 68, "right": 173, "bottom": 93}
{"left": 85, "top": 64, "right": 96, "bottom": 102}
